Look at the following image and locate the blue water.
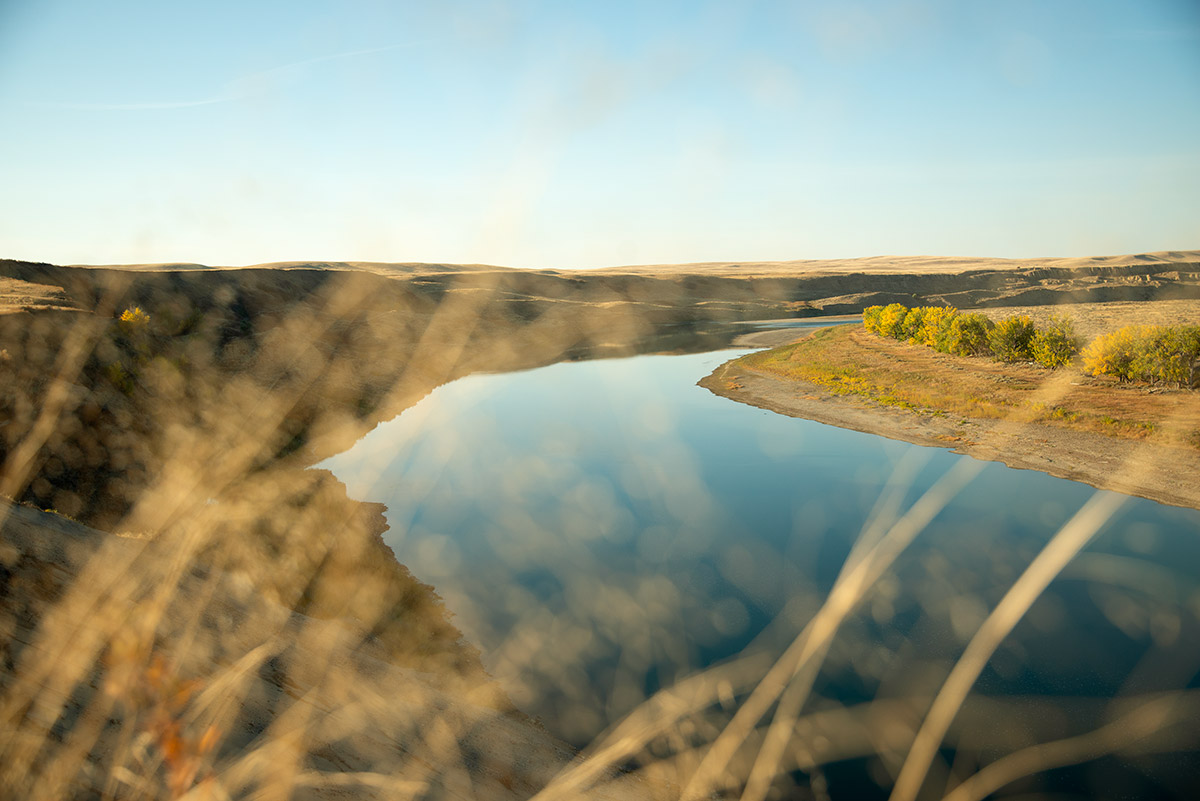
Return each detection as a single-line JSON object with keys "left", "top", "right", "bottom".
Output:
{"left": 322, "top": 347, "right": 1200, "bottom": 795}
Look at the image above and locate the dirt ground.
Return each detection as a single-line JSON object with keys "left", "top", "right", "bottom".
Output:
{"left": 703, "top": 301, "right": 1200, "bottom": 511}
{"left": 977, "top": 298, "right": 1199, "bottom": 340}
{"left": 0, "top": 276, "right": 78, "bottom": 314}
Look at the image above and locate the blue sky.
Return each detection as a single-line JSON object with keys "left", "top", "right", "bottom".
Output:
{"left": 1, "top": 0, "right": 1197, "bottom": 268}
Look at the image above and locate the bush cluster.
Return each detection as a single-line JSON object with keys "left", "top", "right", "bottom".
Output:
{"left": 862, "top": 303, "right": 910, "bottom": 339}
{"left": 863, "top": 304, "right": 1083, "bottom": 368}
{"left": 1081, "top": 325, "right": 1200, "bottom": 387}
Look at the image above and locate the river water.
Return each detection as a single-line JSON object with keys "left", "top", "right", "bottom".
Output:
{"left": 321, "top": 342, "right": 1200, "bottom": 798}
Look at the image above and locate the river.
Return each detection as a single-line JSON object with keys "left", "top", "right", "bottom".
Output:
{"left": 321, "top": 342, "right": 1200, "bottom": 799}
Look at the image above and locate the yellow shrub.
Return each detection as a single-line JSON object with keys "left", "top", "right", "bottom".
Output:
{"left": 862, "top": 305, "right": 884, "bottom": 334}
{"left": 877, "top": 303, "right": 909, "bottom": 339}
{"left": 918, "top": 306, "right": 958, "bottom": 348}
{"left": 1081, "top": 324, "right": 1200, "bottom": 387}
{"left": 937, "top": 313, "right": 994, "bottom": 357}
{"left": 119, "top": 306, "right": 151, "bottom": 334}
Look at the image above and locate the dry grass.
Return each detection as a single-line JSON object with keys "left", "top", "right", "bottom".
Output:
{"left": 976, "top": 298, "right": 1200, "bottom": 340}
{"left": 744, "top": 325, "right": 1200, "bottom": 449}
{"left": 1, "top": 263, "right": 1198, "bottom": 800}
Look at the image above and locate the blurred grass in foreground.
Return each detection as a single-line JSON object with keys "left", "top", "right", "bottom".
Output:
{"left": 0, "top": 264, "right": 1198, "bottom": 799}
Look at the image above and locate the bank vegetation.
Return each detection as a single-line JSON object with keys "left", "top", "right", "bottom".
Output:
{"left": 738, "top": 317, "right": 1199, "bottom": 451}
{"left": 863, "top": 302, "right": 1200, "bottom": 388}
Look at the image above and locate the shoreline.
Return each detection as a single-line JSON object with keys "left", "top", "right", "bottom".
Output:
{"left": 699, "top": 353, "right": 1200, "bottom": 512}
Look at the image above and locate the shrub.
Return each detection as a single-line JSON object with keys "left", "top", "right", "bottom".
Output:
{"left": 862, "top": 305, "right": 884, "bottom": 335}
{"left": 1030, "top": 313, "right": 1083, "bottom": 369}
{"left": 918, "top": 306, "right": 958, "bottom": 348}
{"left": 938, "top": 313, "right": 994, "bottom": 357}
{"left": 901, "top": 307, "right": 930, "bottom": 343}
{"left": 860, "top": 299, "right": 1196, "bottom": 385}
{"left": 1152, "top": 325, "right": 1200, "bottom": 387}
{"left": 1082, "top": 326, "right": 1144, "bottom": 382}
{"left": 1081, "top": 324, "right": 1200, "bottom": 387}
{"left": 119, "top": 306, "right": 151, "bottom": 334}
{"left": 900, "top": 306, "right": 956, "bottom": 345}
{"left": 989, "top": 315, "right": 1036, "bottom": 362}
{"left": 876, "top": 303, "right": 909, "bottom": 339}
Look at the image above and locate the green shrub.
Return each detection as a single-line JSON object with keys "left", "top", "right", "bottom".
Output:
{"left": 1030, "top": 313, "right": 1083, "bottom": 369}
{"left": 938, "top": 313, "right": 994, "bottom": 357}
{"left": 989, "top": 316, "right": 1036, "bottom": 362}
{"left": 1151, "top": 325, "right": 1200, "bottom": 387}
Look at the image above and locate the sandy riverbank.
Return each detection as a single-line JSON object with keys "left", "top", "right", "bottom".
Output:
{"left": 701, "top": 313, "right": 1200, "bottom": 511}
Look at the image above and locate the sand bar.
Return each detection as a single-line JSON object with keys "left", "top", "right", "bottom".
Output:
{"left": 701, "top": 323, "right": 1200, "bottom": 512}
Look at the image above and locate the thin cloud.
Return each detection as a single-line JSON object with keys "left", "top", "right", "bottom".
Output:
{"left": 25, "top": 39, "right": 438, "bottom": 112}
{"left": 1083, "top": 28, "right": 1200, "bottom": 42}
{"left": 34, "top": 97, "right": 231, "bottom": 111}
{"left": 266, "top": 42, "right": 421, "bottom": 74}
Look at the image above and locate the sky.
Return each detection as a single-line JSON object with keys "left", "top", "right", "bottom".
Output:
{"left": 1, "top": 0, "right": 1198, "bottom": 269}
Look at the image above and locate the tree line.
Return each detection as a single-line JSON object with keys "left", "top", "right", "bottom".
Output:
{"left": 862, "top": 303, "right": 1199, "bottom": 388}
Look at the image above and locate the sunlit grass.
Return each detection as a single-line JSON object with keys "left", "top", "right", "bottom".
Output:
{"left": 1, "top": 267, "right": 1198, "bottom": 800}
{"left": 742, "top": 326, "right": 1198, "bottom": 448}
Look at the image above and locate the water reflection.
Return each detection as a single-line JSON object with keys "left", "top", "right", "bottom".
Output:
{"left": 323, "top": 349, "right": 1200, "bottom": 797}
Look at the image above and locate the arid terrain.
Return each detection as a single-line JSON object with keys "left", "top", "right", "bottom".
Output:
{"left": 2, "top": 251, "right": 1198, "bottom": 799}
{"left": 704, "top": 300, "right": 1200, "bottom": 510}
